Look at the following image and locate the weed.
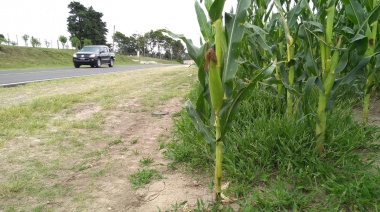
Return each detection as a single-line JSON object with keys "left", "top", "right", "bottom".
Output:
{"left": 130, "top": 138, "right": 138, "bottom": 144}
{"left": 89, "top": 168, "right": 107, "bottom": 178}
{"left": 83, "top": 149, "right": 107, "bottom": 158}
{"left": 139, "top": 157, "right": 154, "bottom": 167}
{"left": 108, "top": 138, "right": 123, "bottom": 146}
{"left": 158, "top": 141, "right": 166, "bottom": 150}
{"left": 128, "top": 169, "right": 163, "bottom": 189}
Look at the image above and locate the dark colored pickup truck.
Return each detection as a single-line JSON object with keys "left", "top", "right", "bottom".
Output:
{"left": 73, "top": 45, "right": 115, "bottom": 68}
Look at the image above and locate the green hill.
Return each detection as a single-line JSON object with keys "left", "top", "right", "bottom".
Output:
{"left": 0, "top": 45, "right": 179, "bottom": 70}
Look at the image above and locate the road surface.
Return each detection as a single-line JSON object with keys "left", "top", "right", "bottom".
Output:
{"left": 0, "top": 64, "right": 178, "bottom": 87}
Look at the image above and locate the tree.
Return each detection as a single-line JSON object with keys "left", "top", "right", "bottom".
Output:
{"left": 67, "top": 1, "right": 108, "bottom": 46}
{"left": 44, "top": 40, "right": 50, "bottom": 48}
{"left": 70, "top": 36, "right": 81, "bottom": 49}
{"left": 22, "top": 34, "right": 29, "bottom": 46}
{"left": 83, "top": 38, "right": 92, "bottom": 46}
{"left": 172, "top": 40, "right": 185, "bottom": 63}
{"left": 113, "top": 31, "right": 138, "bottom": 55}
{"left": 0, "top": 34, "right": 5, "bottom": 45}
{"left": 59, "top": 35, "right": 67, "bottom": 49}
{"left": 30, "top": 36, "right": 40, "bottom": 47}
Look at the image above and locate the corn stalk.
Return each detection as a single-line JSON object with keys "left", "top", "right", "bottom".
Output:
{"left": 166, "top": 0, "right": 275, "bottom": 201}
{"left": 274, "top": 0, "right": 295, "bottom": 115}
{"left": 314, "top": 0, "right": 337, "bottom": 154}
{"left": 363, "top": 0, "right": 379, "bottom": 123}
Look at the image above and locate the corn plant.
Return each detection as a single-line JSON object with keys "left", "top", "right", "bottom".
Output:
{"left": 167, "top": 0, "right": 274, "bottom": 200}
{"left": 361, "top": 0, "right": 380, "bottom": 122}
{"left": 295, "top": 0, "right": 379, "bottom": 154}
{"left": 273, "top": 0, "right": 297, "bottom": 115}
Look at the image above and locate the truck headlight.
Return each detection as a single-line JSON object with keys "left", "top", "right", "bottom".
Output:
{"left": 89, "top": 54, "right": 95, "bottom": 58}
{"left": 73, "top": 53, "right": 77, "bottom": 57}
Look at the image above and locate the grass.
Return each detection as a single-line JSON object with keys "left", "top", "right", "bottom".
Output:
{"left": 167, "top": 85, "right": 380, "bottom": 211}
{"left": 139, "top": 157, "right": 154, "bottom": 167}
{"left": 128, "top": 169, "right": 163, "bottom": 189}
{"left": 0, "top": 45, "right": 179, "bottom": 70}
{"left": 108, "top": 138, "right": 123, "bottom": 146}
{"left": 0, "top": 65, "right": 197, "bottom": 210}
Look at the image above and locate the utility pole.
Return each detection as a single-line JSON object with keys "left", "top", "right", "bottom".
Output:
{"left": 138, "top": 34, "right": 140, "bottom": 63}
{"left": 112, "top": 25, "right": 115, "bottom": 51}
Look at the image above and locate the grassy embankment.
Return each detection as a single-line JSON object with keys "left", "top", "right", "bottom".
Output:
{"left": 0, "top": 45, "right": 178, "bottom": 70}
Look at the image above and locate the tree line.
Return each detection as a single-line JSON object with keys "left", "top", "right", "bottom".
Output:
{"left": 1, "top": 1, "right": 186, "bottom": 62}
{"left": 0, "top": 33, "right": 70, "bottom": 49}
{"left": 113, "top": 30, "right": 186, "bottom": 62}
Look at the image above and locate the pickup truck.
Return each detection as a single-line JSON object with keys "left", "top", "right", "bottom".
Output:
{"left": 73, "top": 45, "right": 115, "bottom": 68}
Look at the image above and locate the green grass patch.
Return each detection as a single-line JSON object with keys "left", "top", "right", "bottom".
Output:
{"left": 83, "top": 149, "right": 108, "bottom": 159}
{"left": 128, "top": 169, "right": 163, "bottom": 189}
{"left": 139, "top": 157, "right": 154, "bottom": 167}
{"left": 108, "top": 138, "right": 123, "bottom": 146}
{"left": 168, "top": 86, "right": 380, "bottom": 211}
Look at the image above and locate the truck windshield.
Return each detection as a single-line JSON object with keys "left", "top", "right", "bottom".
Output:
{"left": 79, "top": 47, "right": 100, "bottom": 53}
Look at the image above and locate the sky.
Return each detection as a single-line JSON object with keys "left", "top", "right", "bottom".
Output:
{"left": 0, "top": 0, "right": 236, "bottom": 48}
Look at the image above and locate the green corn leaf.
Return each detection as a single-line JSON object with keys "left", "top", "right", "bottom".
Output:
{"left": 299, "top": 24, "right": 319, "bottom": 76}
{"left": 165, "top": 30, "right": 208, "bottom": 67}
{"left": 204, "top": 0, "right": 213, "bottom": 11}
{"left": 219, "top": 61, "right": 275, "bottom": 139}
{"left": 375, "top": 54, "right": 380, "bottom": 69}
{"left": 352, "top": 2, "right": 380, "bottom": 38}
{"left": 185, "top": 100, "right": 214, "bottom": 143}
{"left": 342, "top": 0, "right": 365, "bottom": 25}
{"left": 195, "top": 1, "right": 213, "bottom": 43}
{"left": 208, "top": 0, "right": 226, "bottom": 22}
{"left": 245, "top": 23, "right": 272, "bottom": 55}
{"left": 334, "top": 51, "right": 349, "bottom": 74}
{"left": 223, "top": 0, "right": 252, "bottom": 98}
{"left": 304, "top": 76, "right": 317, "bottom": 100}
{"left": 308, "top": 21, "right": 325, "bottom": 33}
{"left": 315, "top": 77, "right": 325, "bottom": 93}
{"left": 245, "top": 23, "right": 268, "bottom": 35}
{"left": 349, "top": 34, "right": 368, "bottom": 56}
{"left": 341, "top": 26, "right": 355, "bottom": 35}
{"left": 287, "top": 0, "right": 308, "bottom": 29}
{"left": 369, "top": 3, "right": 380, "bottom": 25}
{"left": 341, "top": 56, "right": 372, "bottom": 84}
{"left": 165, "top": 30, "right": 210, "bottom": 92}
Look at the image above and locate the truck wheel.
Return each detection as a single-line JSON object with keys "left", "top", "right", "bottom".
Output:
{"left": 74, "top": 63, "right": 80, "bottom": 68}
{"left": 95, "top": 58, "right": 101, "bottom": 68}
{"left": 108, "top": 58, "right": 114, "bottom": 67}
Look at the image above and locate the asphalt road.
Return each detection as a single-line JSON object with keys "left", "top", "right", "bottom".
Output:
{"left": 0, "top": 64, "right": 178, "bottom": 87}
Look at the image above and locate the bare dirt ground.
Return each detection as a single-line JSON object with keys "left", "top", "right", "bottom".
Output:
{"left": 353, "top": 97, "right": 380, "bottom": 126}
{"left": 59, "top": 97, "right": 212, "bottom": 212}
{"left": 0, "top": 66, "right": 215, "bottom": 211}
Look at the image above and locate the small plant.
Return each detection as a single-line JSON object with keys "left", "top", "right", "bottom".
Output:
{"left": 130, "top": 138, "right": 138, "bottom": 144}
{"left": 132, "top": 149, "right": 139, "bottom": 155}
{"left": 121, "top": 147, "right": 129, "bottom": 151}
{"left": 158, "top": 141, "right": 166, "bottom": 150}
{"left": 139, "top": 157, "right": 154, "bottom": 167}
{"left": 128, "top": 169, "right": 163, "bottom": 189}
{"left": 108, "top": 138, "right": 123, "bottom": 146}
{"left": 83, "top": 149, "right": 107, "bottom": 158}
